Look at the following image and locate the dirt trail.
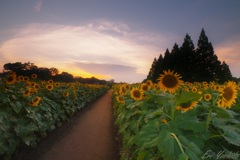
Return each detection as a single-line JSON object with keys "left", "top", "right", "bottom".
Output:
{"left": 17, "top": 90, "right": 119, "bottom": 160}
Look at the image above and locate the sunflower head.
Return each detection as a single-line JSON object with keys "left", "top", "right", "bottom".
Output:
{"left": 141, "top": 83, "right": 150, "bottom": 91}
{"left": 46, "top": 84, "right": 54, "bottom": 91}
{"left": 29, "top": 96, "right": 42, "bottom": 106}
{"left": 191, "top": 87, "right": 198, "bottom": 93}
{"left": 176, "top": 101, "right": 198, "bottom": 112}
{"left": 161, "top": 119, "right": 167, "bottom": 124}
{"left": 23, "top": 89, "right": 31, "bottom": 97}
{"left": 146, "top": 80, "right": 153, "bottom": 87}
{"left": 31, "top": 74, "right": 37, "bottom": 79}
{"left": 63, "top": 92, "right": 69, "bottom": 97}
{"left": 130, "top": 88, "right": 143, "bottom": 101}
{"left": 204, "top": 94, "right": 212, "bottom": 101}
{"left": 116, "top": 96, "right": 125, "bottom": 104}
{"left": 6, "top": 73, "right": 17, "bottom": 85}
{"left": 158, "top": 70, "right": 184, "bottom": 93}
{"left": 218, "top": 81, "right": 238, "bottom": 108}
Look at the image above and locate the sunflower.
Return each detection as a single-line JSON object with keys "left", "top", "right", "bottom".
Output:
{"left": 34, "top": 84, "right": 40, "bottom": 90}
{"left": 31, "top": 74, "right": 37, "bottom": 79}
{"left": 141, "top": 83, "right": 150, "bottom": 91}
{"left": 6, "top": 73, "right": 16, "bottom": 84}
{"left": 23, "top": 89, "right": 31, "bottom": 96}
{"left": 237, "top": 82, "right": 240, "bottom": 90}
{"left": 120, "top": 85, "right": 127, "bottom": 95}
{"left": 16, "top": 76, "right": 24, "bottom": 82}
{"left": 191, "top": 87, "right": 198, "bottom": 93}
{"left": 130, "top": 88, "right": 143, "bottom": 101}
{"left": 158, "top": 70, "right": 184, "bottom": 93}
{"left": 31, "top": 82, "right": 37, "bottom": 87}
{"left": 46, "top": 84, "right": 54, "bottom": 91}
{"left": 48, "top": 79, "right": 54, "bottom": 84}
{"left": 116, "top": 96, "right": 124, "bottom": 104}
{"left": 218, "top": 81, "right": 238, "bottom": 108}
{"left": 204, "top": 94, "right": 212, "bottom": 101}
{"left": 176, "top": 101, "right": 198, "bottom": 112}
{"left": 146, "top": 80, "right": 153, "bottom": 87}
{"left": 29, "top": 96, "right": 42, "bottom": 106}
{"left": 54, "top": 82, "right": 61, "bottom": 87}
{"left": 24, "top": 76, "right": 29, "bottom": 81}
{"left": 124, "top": 84, "right": 130, "bottom": 90}
{"left": 161, "top": 119, "right": 167, "bottom": 124}
{"left": 63, "top": 92, "right": 69, "bottom": 97}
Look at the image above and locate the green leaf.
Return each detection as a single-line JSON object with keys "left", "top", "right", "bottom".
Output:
{"left": 212, "top": 106, "right": 232, "bottom": 119}
{"left": 137, "top": 151, "right": 147, "bottom": 160}
{"left": 135, "top": 119, "right": 160, "bottom": 148}
{"left": 175, "top": 92, "right": 201, "bottom": 106}
{"left": 221, "top": 126, "right": 240, "bottom": 146}
{"left": 178, "top": 153, "right": 188, "bottom": 160}
{"left": 145, "top": 108, "right": 163, "bottom": 119}
{"left": 10, "top": 101, "right": 23, "bottom": 114}
{"left": 185, "top": 142, "right": 203, "bottom": 160}
{"left": 157, "top": 130, "right": 181, "bottom": 160}
{"left": 171, "top": 111, "right": 206, "bottom": 133}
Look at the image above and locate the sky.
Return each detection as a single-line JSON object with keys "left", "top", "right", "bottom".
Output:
{"left": 0, "top": 0, "right": 240, "bottom": 83}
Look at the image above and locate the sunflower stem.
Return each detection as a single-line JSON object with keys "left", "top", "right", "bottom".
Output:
{"left": 171, "top": 133, "right": 185, "bottom": 154}
{"left": 206, "top": 109, "right": 212, "bottom": 130}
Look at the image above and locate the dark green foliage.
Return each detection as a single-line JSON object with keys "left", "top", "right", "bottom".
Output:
{"left": 147, "top": 29, "right": 233, "bottom": 83}
{"left": 2, "top": 62, "right": 108, "bottom": 84}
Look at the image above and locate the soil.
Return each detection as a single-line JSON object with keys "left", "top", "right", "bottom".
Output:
{"left": 14, "top": 90, "right": 119, "bottom": 160}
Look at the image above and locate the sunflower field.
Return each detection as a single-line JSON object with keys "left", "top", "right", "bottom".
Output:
{"left": 0, "top": 72, "right": 109, "bottom": 159}
{"left": 112, "top": 70, "right": 240, "bottom": 160}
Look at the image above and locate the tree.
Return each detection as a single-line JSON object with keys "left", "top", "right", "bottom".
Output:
{"left": 147, "top": 58, "right": 157, "bottom": 80}
{"left": 195, "top": 28, "right": 226, "bottom": 82}
{"left": 146, "top": 29, "right": 233, "bottom": 83}
{"left": 217, "top": 61, "right": 232, "bottom": 83}
{"left": 179, "top": 34, "right": 195, "bottom": 81}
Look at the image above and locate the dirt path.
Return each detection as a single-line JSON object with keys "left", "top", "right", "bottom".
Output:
{"left": 16, "top": 90, "right": 119, "bottom": 160}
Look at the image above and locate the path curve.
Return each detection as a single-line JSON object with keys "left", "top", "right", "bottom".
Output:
{"left": 17, "top": 90, "right": 119, "bottom": 160}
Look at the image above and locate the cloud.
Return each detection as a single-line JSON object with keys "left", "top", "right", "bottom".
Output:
{"left": 0, "top": 20, "right": 176, "bottom": 82}
{"left": 34, "top": 0, "right": 43, "bottom": 12}
{"left": 215, "top": 39, "right": 240, "bottom": 78}
{"left": 73, "top": 62, "right": 146, "bottom": 83}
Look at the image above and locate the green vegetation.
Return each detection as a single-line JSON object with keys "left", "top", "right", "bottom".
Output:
{"left": 113, "top": 76, "right": 240, "bottom": 159}
{"left": 0, "top": 72, "right": 109, "bottom": 159}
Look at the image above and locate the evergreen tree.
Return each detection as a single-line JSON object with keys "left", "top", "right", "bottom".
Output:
{"left": 170, "top": 43, "right": 180, "bottom": 72}
{"left": 146, "top": 29, "right": 232, "bottom": 83}
{"left": 147, "top": 58, "right": 157, "bottom": 80}
{"left": 163, "top": 49, "right": 171, "bottom": 71}
{"left": 179, "top": 34, "right": 195, "bottom": 81}
{"left": 195, "top": 28, "right": 223, "bottom": 82}
{"left": 218, "top": 61, "right": 232, "bottom": 83}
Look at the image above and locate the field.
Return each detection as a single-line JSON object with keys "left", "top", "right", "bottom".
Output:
{"left": 1, "top": 70, "right": 240, "bottom": 160}
{"left": 0, "top": 72, "right": 109, "bottom": 159}
{"left": 112, "top": 70, "right": 240, "bottom": 160}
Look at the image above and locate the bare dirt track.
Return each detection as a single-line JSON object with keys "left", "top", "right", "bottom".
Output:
{"left": 16, "top": 90, "right": 119, "bottom": 160}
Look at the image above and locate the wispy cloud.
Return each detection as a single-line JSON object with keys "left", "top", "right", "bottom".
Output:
{"left": 0, "top": 20, "right": 171, "bottom": 82}
{"left": 5, "top": 20, "right": 236, "bottom": 82}
{"left": 34, "top": 0, "right": 43, "bottom": 12}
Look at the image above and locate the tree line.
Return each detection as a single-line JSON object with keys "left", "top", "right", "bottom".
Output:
{"left": 146, "top": 29, "right": 233, "bottom": 83}
{"left": 1, "top": 62, "right": 110, "bottom": 84}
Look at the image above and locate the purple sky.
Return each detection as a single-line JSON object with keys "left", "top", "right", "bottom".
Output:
{"left": 0, "top": 0, "right": 240, "bottom": 83}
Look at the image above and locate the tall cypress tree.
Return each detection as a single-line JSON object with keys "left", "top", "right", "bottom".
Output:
{"left": 179, "top": 34, "right": 195, "bottom": 81}
{"left": 147, "top": 58, "right": 157, "bottom": 80}
{"left": 218, "top": 61, "right": 232, "bottom": 83}
{"left": 170, "top": 43, "right": 180, "bottom": 73}
{"left": 146, "top": 29, "right": 233, "bottom": 83}
{"left": 195, "top": 28, "right": 222, "bottom": 82}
